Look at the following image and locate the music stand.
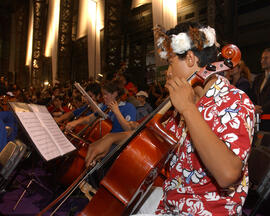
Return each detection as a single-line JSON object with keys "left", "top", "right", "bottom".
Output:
{"left": 8, "top": 102, "right": 75, "bottom": 210}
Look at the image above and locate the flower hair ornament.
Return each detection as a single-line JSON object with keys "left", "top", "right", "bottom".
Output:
{"left": 153, "top": 25, "right": 173, "bottom": 59}
{"left": 153, "top": 25, "right": 218, "bottom": 60}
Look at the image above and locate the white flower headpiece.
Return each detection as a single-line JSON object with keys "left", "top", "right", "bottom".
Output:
{"left": 170, "top": 26, "right": 217, "bottom": 56}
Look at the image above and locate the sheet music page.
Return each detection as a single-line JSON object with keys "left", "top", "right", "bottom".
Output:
{"left": 74, "top": 82, "right": 107, "bottom": 118}
{"left": 14, "top": 103, "right": 60, "bottom": 161}
{"left": 29, "top": 104, "right": 76, "bottom": 156}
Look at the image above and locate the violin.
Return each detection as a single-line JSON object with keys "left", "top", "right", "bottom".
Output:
{"left": 38, "top": 44, "right": 241, "bottom": 216}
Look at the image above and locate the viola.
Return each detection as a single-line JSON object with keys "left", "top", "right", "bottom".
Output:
{"left": 38, "top": 44, "right": 241, "bottom": 216}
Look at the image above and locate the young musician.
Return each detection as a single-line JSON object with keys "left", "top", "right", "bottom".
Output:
{"left": 85, "top": 22, "right": 255, "bottom": 215}
{"left": 65, "top": 79, "right": 136, "bottom": 133}
{"left": 47, "top": 96, "right": 70, "bottom": 117}
{"left": 55, "top": 82, "right": 103, "bottom": 124}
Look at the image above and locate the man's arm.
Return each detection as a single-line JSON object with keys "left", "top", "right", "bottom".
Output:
{"left": 85, "top": 131, "right": 133, "bottom": 167}
{"left": 54, "top": 111, "right": 74, "bottom": 123}
{"left": 182, "top": 106, "right": 242, "bottom": 188}
{"left": 166, "top": 77, "right": 244, "bottom": 188}
{"left": 66, "top": 113, "right": 95, "bottom": 131}
{"left": 109, "top": 101, "right": 137, "bottom": 131}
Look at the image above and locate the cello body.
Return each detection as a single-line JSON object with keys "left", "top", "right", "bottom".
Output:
{"left": 78, "top": 114, "right": 177, "bottom": 216}
{"left": 60, "top": 119, "right": 112, "bottom": 186}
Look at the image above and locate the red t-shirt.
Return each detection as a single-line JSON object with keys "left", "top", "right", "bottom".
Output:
{"left": 156, "top": 76, "right": 255, "bottom": 215}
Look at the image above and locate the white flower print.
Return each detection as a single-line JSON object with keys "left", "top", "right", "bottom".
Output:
{"left": 206, "top": 78, "right": 225, "bottom": 98}
{"left": 236, "top": 204, "right": 242, "bottom": 215}
{"left": 229, "top": 117, "right": 240, "bottom": 129}
{"left": 183, "top": 169, "right": 206, "bottom": 184}
{"left": 219, "top": 103, "right": 241, "bottom": 125}
{"left": 236, "top": 175, "right": 249, "bottom": 194}
{"left": 225, "top": 200, "right": 237, "bottom": 215}
{"left": 223, "top": 133, "right": 238, "bottom": 143}
{"left": 164, "top": 178, "right": 179, "bottom": 192}
{"left": 170, "top": 154, "right": 178, "bottom": 168}
{"left": 186, "top": 198, "right": 212, "bottom": 216}
{"left": 186, "top": 141, "right": 194, "bottom": 154}
{"left": 203, "top": 106, "right": 215, "bottom": 121}
{"left": 176, "top": 163, "right": 183, "bottom": 173}
{"left": 170, "top": 124, "right": 176, "bottom": 133}
{"left": 204, "top": 192, "right": 221, "bottom": 201}
{"left": 233, "top": 148, "right": 240, "bottom": 155}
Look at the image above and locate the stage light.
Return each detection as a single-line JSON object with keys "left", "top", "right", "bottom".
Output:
{"left": 45, "top": 0, "right": 60, "bottom": 57}
{"left": 26, "top": 1, "right": 33, "bottom": 66}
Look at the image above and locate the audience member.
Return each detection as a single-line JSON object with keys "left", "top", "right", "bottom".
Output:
{"left": 251, "top": 48, "right": 270, "bottom": 131}
{"left": 226, "top": 60, "right": 252, "bottom": 97}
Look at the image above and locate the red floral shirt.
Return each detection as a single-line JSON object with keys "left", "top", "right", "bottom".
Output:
{"left": 156, "top": 76, "right": 255, "bottom": 216}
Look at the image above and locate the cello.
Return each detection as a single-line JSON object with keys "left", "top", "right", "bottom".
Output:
{"left": 38, "top": 43, "right": 241, "bottom": 216}
{"left": 58, "top": 83, "right": 112, "bottom": 186}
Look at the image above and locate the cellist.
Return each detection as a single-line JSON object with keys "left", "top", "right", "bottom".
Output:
{"left": 85, "top": 21, "right": 255, "bottom": 215}
{"left": 54, "top": 82, "right": 103, "bottom": 124}
{"left": 65, "top": 79, "right": 137, "bottom": 133}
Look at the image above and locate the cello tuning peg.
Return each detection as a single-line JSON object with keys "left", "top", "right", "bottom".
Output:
{"left": 223, "top": 59, "right": 233, "bottom": 69}
{"left": 206, "top": 64, "right": 217, "bottom": 71}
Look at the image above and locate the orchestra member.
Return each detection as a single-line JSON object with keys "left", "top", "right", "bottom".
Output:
{"left": 65, "top": 79, "right": 136, "bottom": 133}
{"left": 85, "top": 22, "right": 255, "bottom": 215}
{"left": 55, "top": 82, "right": 103, "bottom": 124}
{"left": 47, "top": 96, "right": 70, "bottom": 117}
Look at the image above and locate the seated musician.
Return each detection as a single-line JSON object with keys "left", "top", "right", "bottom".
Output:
{"left": 84, "top": 22, "right": 256, "bottom": 215}
{"left": 135, "top": 90, "right": 153, "bottom": 121}
{"left": 65, "top": 79, "right": 137, "bottom": 133}
{"left": 55, "top": 82, "right": 103, "bottom": 124}
{"left": 47, "top": 95, "right": 70, "bottom": 117}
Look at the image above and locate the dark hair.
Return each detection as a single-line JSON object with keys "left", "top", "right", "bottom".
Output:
{"left": 53, "top": 95, "right": 63, "bottom": 101}
{"left": 166, "top": 21, "right": 218, "bottom": 67}
{"left": 85, "top": 82, "right": 101, "bottom": 97}
{"left": 102, "top": 79, "right": 125, "bottom": 98}
{"left": 263, "top": 48, "right": 270, "bottom": 53}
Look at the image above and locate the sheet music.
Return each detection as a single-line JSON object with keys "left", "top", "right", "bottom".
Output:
{"left": 29, "top": 104, "right": 76, "bottom": 155}
{"left": 74, "top": 82, "right": 107, "bottom": 118}
{"left": 16, "top": 111, "right": 60, "bottom": 161}
{"left": 9, "top": 102, "right": 76, "bottom": 161}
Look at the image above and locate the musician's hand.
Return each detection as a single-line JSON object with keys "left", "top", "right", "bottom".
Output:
{"left": 165, "top": 76, "right": 196, "bottom": 114}
{"left": 108, "top": 100, "right": 120, "bottom": 114}
{"left": 52, "top": 111, "right": 63, "bottom": 117}
{"left": 255, "top": 105, "right": 263, "bottom": 114}
{"left": 54, "top": 117, "right": 61, "bottom": 123}
{"left": 128, "top": 121, "right": 139, "bottom": 130}
{"left": 66, "top": 121, "right": 77, "bottom": 131}
{"left": 85, "top": 135, "right": 113, "bottom": 167}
